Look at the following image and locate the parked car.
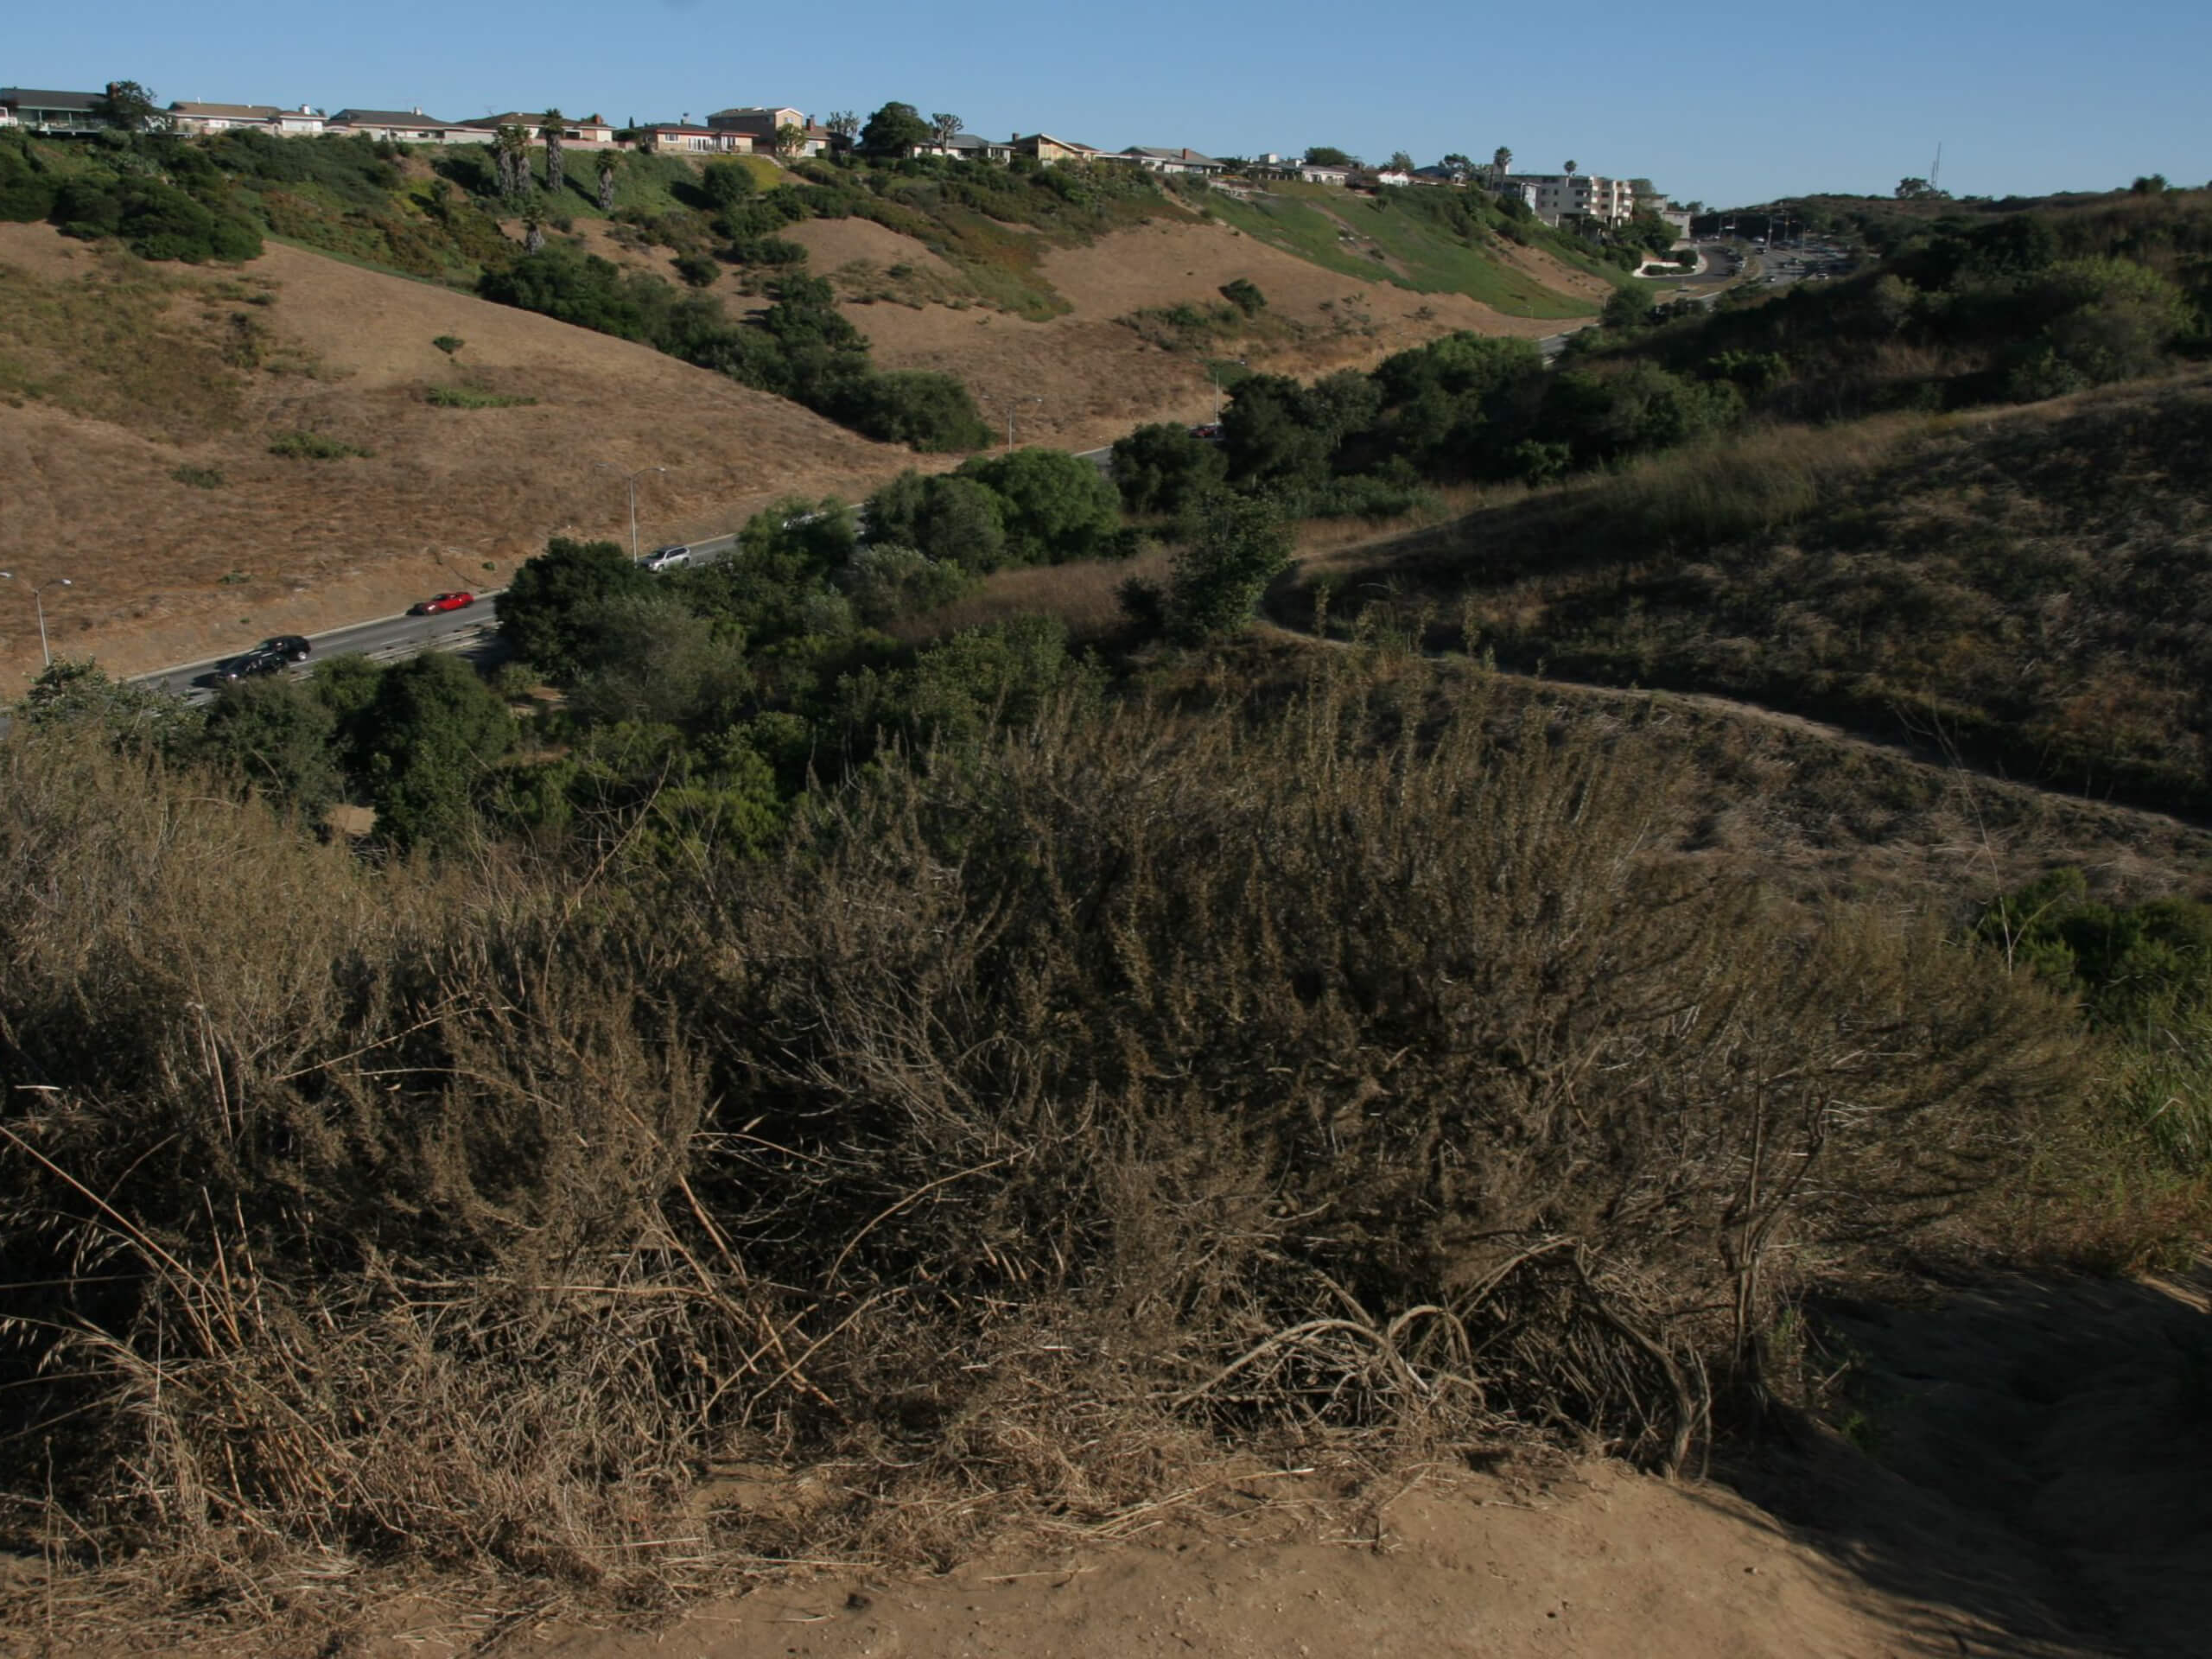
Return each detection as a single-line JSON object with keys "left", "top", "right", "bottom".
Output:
{"left": 1188, "top": 423, "right": 1224, "bottom": 443}
{"left": 640, "top": 544, "right": 692, "bottom": 572}
{"left": 410, "top": 591, "right": 475, "bottom": 615}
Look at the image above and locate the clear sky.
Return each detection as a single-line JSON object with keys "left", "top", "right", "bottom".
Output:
{"left": 9, "top": 0, "right": 2208, "bottom": 207}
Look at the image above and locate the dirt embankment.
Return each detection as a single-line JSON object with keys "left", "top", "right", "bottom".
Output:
{"left": 0, "top": 226, "right": 913, "bottom": 685}
{"left": 335, "top": 1266, "right": 2202, "bottom": 1659}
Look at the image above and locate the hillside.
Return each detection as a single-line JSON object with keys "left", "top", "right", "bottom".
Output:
{"left": 804, "top": 215, "right": 1581, "bottom": 451}
{"left": 1281, "top": 372, "right": 2212, "bottom": 814}
{"left": 0, "top": 223, "right": 914, "bottom": 683}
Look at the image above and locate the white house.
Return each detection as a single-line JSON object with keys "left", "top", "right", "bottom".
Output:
{"left": 326, "top": 107, "right": 458, "bottom": 143}
{"left": 1117, "top": 146, "right": 1227, "bottom": 177}
{"left": 168, "top": 102, "right": 327, "bottom": 136}
{"left": 1509, "top": 172, "right": 1637, "bottom": 226}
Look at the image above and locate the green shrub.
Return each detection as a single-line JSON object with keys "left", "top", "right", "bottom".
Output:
{"left": 170, "top": 463, "right": 226, "bottom": 489}
{"left": 268, "top": 430, "right": 372, "bottom": 459}
{"left": 424, "top": 385, "right": 537, "bottom": 408}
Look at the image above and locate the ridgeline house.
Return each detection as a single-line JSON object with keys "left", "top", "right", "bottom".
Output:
{"left": 911, "top": 131, "right": 1017, "bottom": 162}
{"left": 705, "top": 107, "right": 830, "bottom": 156}
{"left": 0, "top": 88, "right": 105, "bottom": 133}
{"left": 1499, "top": 169, "right": 1637, "bottom": 226}
{"left": 167, "top": 102, "right": 326, "bottom": 137}
{"left": 325, "top": 107, "right": 467, "bottom": 143}
{"left": 638, "top": 124, "right": 753, "bottom": 156}
{"left": 452, "top": 111, "right": 617, "bottom": 146}
{"left": 1115, "top": 146, "right": 1227, "bottom": 176}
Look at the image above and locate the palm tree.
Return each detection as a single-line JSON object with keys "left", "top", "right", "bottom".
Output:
{"left": 596, "top": 150, "right": 620, "bottom": 212}
{"left": 495, "top": 123, "right": 531, "bottom": 199}
{"left": 539, "top": 108, "right": 567, "bottom": 194}
{"left": 520, "top": 200, "right": 544, "bottom": 254}
{"left": 1491, "top": 145, "right": 1512, "bottom": 188}
{"left": 929, "top": 111, "right": 962, "bottom": 153}
{"left": 1564, "top": 159, "right": 1578, "bottom": 177}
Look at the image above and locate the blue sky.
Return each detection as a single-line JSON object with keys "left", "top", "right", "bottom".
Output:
{"left": 9, "top": 0, "right": 2207, "bottom": 207}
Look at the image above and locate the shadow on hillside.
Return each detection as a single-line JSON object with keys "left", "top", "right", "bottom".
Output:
{"left": 1705, "top": 1268, "right": 2212, "bottom": 1658}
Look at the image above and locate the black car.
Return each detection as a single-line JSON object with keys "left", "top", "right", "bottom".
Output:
{"left": 219, "top": 647, "right": 289, "bottom": 680}
{"left": 217, "top": 634, "right": 312, "bottom": 681}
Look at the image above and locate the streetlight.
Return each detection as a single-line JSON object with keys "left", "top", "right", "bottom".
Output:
{"left": 594, "top": 462, "right": 667, "bottom": 561}
{"left": 0, "top": 572, "right": 71, "bottom": 668}
{"left": 1211, "top": 357, "right": 1247, "bottom": 423}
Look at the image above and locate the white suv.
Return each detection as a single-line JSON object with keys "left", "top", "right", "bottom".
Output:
{"left": 640, "top": 544, "right": 691, "bottom": 572}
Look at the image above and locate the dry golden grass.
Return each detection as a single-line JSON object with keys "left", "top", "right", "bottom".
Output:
{"left": 831, "top": 219, "right": 1580, "bottom": 454}
{"left": 0, "top": 226, "right": 920, "bottom": 686}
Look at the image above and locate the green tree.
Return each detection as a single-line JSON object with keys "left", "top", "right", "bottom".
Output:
{"left": 1305, "top": 146, "right": 1353, "bottom": 168}
{"left": 956, "top": 448, "right": 1122, "bottom": 565}
{"left": 865, "top": 471, "right": 1011, "bottom": 570}
{"left": 94, "top": 80, "right": 163, "bottom": 133}
{"left": 825, "top": 111, "right": 861, "bottom": 150}
{"left": 196, "top": 675, "right": 342, "bottom": 817}
{"left": 14, "top": 658, "right": 197, "bottom": 746}
{"left": 859, "top": 102, "right": 931, "bottom": 159}
{"left": 928, "top": 112, "right": 963, "bottom": 150}
{"left": 495, "top": 536, "right": 657, "bottom": 683}
{"left": 566, "top": 593, "right": 752, "bottom": 729}
{"left": 357, "top": 653, "right": 513, "bottom": 852}
{"left": 1109, "top": 422, "right": 1227, "bottom": 517}
{"left": 1219, "top": 277, "right": 1266, "bottom": 315}
{"left": 0, "top": 138, "right": 57, "bottom": 222}
{"left": 702, "top": 157, "right": 756, "bottom": 210}
{"left": 1164, "top": 492, "right": 1294, "bottom": 640}
{"left": 774, "top": 124, "right": 806, "bottom": 161}
{"left": 1388, "top": 150, "right": 1415, "bottom": 174}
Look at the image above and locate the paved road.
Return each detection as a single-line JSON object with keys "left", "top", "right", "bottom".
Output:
{"left": 139, "top": 529, "right": 747, "bottom": 703}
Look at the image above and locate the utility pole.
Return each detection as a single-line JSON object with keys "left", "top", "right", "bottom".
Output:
{"left": 0, "top": 571, "right": 70, "bottom": 669}
{"left": 594, "top": 462, "right": 667, "bottom": 560}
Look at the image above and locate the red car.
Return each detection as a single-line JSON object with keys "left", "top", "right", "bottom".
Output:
{"left": 410, "top": 591, "right": 475, "bottom": 615}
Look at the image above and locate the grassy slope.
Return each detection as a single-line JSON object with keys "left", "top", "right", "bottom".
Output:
{"left": 16, "top": 133, "right": 1598, "bottom": 323}
{"left": 1284, "top": 372, "right": 2212, "bottom": 814}
{"left": 1203, "top": 182, "right": 1606, "bottom": 318}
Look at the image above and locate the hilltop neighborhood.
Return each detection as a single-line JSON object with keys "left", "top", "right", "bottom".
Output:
{"left": 0, "top": 83, "right": 1687, "bottom": 231}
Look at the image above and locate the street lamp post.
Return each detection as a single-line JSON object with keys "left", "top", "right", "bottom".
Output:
{"left": 984, "top": 394, "right": 1043, "bottom": 451}
{"left": 0, "top": 572, "right": 71, "bottom": 668}
{"left": 594, "top": 462, "right": 668, "bottom": 561}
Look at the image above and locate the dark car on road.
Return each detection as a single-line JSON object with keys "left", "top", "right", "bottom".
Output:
{"left": 217, "top": 634, "right": 311, "bottom": 681}
{"left": 410, "top": 591, "right": 475, "bottom": 615}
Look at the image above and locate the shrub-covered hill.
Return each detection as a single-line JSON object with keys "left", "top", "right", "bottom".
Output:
{"left": 1592, "top": 187, "right": 2212, "bottom": 421}
{"left": 1291, "top": 372, "right": 2212, "bottom": 813}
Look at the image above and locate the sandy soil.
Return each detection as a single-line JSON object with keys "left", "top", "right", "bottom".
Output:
{"left": 0, "top": 226, "right": 912, "bottom": 686}
{"left": 312, "top": 1265, "right": 2202, "bottom": 1659}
